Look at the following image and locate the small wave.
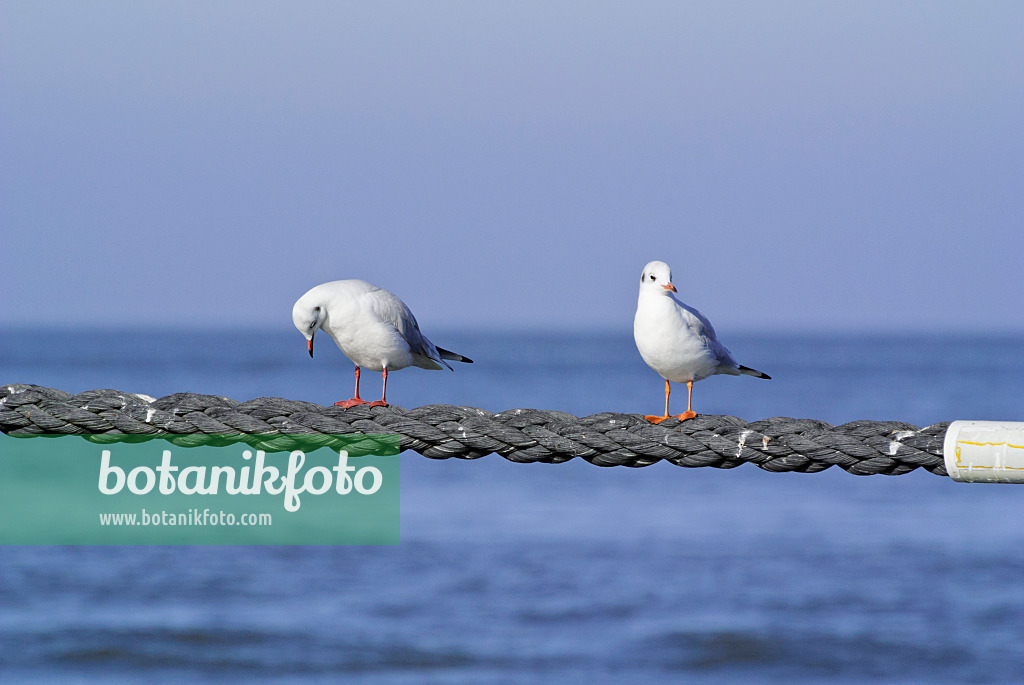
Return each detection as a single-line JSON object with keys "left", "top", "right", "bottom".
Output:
{"left": 636, "top": 627, "right": 976, "bottom": 680}
{"left": 7, "top": 626, "right": 483, "bottom": 675}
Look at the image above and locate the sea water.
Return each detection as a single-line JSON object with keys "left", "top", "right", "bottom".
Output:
{"left": 2, "top": 329, "right": 1024, "bottom": 683}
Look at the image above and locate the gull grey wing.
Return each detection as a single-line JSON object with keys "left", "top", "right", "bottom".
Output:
{"left": 677, "top": 299, "right": 739, "bottom": 370}
{"left": 677, "top": 300, "right": 718, "bottom": 341}
{"left": 364, "top": 290, "right": 449, "bottom": 369}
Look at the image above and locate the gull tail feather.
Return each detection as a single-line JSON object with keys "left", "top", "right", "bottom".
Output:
{"left": 739, "top": 365, "right": 771, "bottom": 380}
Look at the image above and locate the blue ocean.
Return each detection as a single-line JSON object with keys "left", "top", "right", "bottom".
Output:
{"left": 3, "top": 328, "right": 1024, "bottom": 683}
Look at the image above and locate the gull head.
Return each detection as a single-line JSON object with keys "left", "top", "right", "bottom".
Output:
{"left": 292, "top": 296, "right": 325, "bottom": 357}
{"left": 639, "top": 260, "right": 677, "bottom": 295}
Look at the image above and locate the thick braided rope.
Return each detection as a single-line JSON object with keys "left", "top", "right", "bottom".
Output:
{"left": 0, "top": 385, "right": 949, "bottom": 476}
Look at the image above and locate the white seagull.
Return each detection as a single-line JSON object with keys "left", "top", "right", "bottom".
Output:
{"left": 633, "top": 261, "right": 770, "bottom": 423}
{"left": 292, "top": 280, "right": 472, "bottom": 407}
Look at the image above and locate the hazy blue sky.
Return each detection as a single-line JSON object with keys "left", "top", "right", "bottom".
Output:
{"left": 3, "top": 1, "right": 1022, "bottom": 332}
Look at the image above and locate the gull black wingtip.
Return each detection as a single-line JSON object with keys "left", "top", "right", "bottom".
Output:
{"left": 738, "top": 365, "right": 770, "bottom": 380}
{"left": 436, "top": 347, "right": 473, "bottom": 364}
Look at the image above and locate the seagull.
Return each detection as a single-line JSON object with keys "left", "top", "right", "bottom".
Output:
{"left": 633, "top": 260, "right": 770, "bottom": 424}
{"left": 292, "top": 280, "right": 472, "bottom": 407}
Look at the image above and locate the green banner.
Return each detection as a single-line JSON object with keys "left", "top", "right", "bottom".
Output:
{"left": 0, "top": 433, "right": 400, "bottom": 545}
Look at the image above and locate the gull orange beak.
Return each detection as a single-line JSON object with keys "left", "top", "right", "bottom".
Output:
{"left": 307, "top": 337, "right": 314, "bottom": 357}
{"left": 663, "top": 283, "right": 677, "bottom": 293}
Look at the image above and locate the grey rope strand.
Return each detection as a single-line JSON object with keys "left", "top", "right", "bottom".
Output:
{"left": 0, "top": 385, "right": 950, "bottom": 476}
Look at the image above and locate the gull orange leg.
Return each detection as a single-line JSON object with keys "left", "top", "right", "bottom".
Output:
{"left": 366, "top": 368, "right": 388, "bottom": 407}
{"left": 645, "top": 379, "right": 673, "bottom": 424}
{"left": 335, "top": 367, "right": 368, "bottom": 408}
{"left": 677, "top": 380, "right": 697, "bottom": 421}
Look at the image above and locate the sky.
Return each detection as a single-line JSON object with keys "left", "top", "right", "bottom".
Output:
{"left": 2, "top": 1, "right": 1022, "bottom": 333}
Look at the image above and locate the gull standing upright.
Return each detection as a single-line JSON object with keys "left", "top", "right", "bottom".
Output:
{"left": 633, "top": 261, "right": 770, "bottom": 423}
{"left": 292, "top": 280, "right": 472, "bottom": 407}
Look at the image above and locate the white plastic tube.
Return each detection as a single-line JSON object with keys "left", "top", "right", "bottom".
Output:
{"left": 944, "top": 420, "right": 1024, "bottom": 483}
